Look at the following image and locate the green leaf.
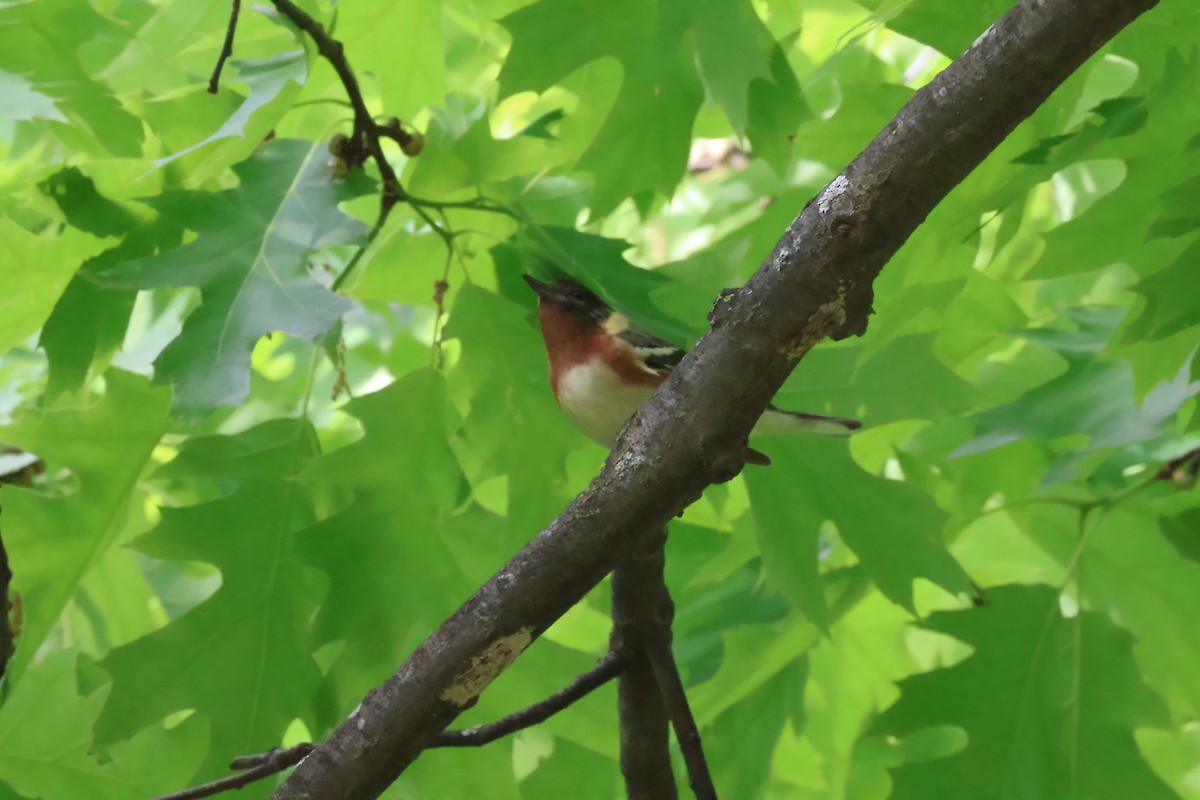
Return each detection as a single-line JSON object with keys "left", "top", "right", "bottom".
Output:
{"left": 708, "top": 660, "right": 802, "bottom": 798}
{"left": 157, "top": 417, "right": 320, "bottom": 482}
{"left": 745, "top": 56, "right": 810, "bottom": 175}
{"left": 498, "top": 0, "right": 802, "bottom": 211}
{"left": 875, "top": 584, "right": 1175, "bottom": 800}
{"left": 155, "top": 51, "right": 308, "bottom": 168}
{"left": 789, "top": 82, "right": 914, "bottom": 171}
{"left": 96, "top": 419, "right": 324, "bottom": 775}
{"left": 518, "top": 737, "right": 618, "bottom": 799}
{"left": 334, "top": 0, "right": 446, "bottom": 120}
{"left": 887, "top": 0, "right": 1014, "bottom": 57}
{"left": 38, "top": 168, "right": 177, "bottom": 399}
{"left": 0, "top": 0, "right": 142, "bottom": 156}
{"left": 1027, "top": 49, "right": 1200, "bottom": 281}
{"left": 0, "top": 218, "right": 107, "bottom": 355}
{"left": 38, "top": 167, "right": 142, "bottom": 238}
{"left": 776, "top": 334, "right": 979, "bottom": 428}
{"left": 1159, "top": 509, "right": 1200, "bottom": 567}
{"left": 690, "top": 618, "right": 819, "bottom": 727}
{"left": 101, "top": 139, "right": 367, "bottom": 409}
{"left": 516, "top": 108, "right": 566, "bottom": 140}
{"left": 750, "top": 439, "right": 971, "bottom": 616}
{"left": 1082, "top": 508, "right": 1200, "bottom": 722}
{"left": 1128, "top": 240, "right": 1200, "bottom": 342}
{"left": 442, "top": 285, "right": 579, "bottom": 532}
{"left": 953, "top": 337, "right": 1199, "bottom": 481}
{"left": 407, "top": 101, "right": 566, "bottom": 198}
{"left": 690, "top": 0, "right": 776, "bottom": 132}
{"left": 1091, "top": 95, "right": 1151, "bottom": 138}
{"left": 498, "top": 0, "right": 705, "bottom": 214}
{"left": 0, "top": 651, "right": 207, "bottom": 800}
{"left": 0, "top": 371, "right": 170, "bottom": 681}
{"left": 745, "top": 463, "right": 828, "bottom": 628}
{"left": 38, "top": 275, "right": 138, "bottom": 401}
{"left": 295, "top": 370, "right": 478, "bottom": 723}
{"left": 799, "top": 594, "right": 917, "bottom": 799}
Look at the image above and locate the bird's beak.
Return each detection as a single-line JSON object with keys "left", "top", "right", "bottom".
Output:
{"left": 522, "top": 274, "right": 552, "bottom": 298}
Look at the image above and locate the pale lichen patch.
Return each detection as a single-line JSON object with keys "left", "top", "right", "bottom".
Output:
{"left": 817, "top": 174, "right": 850, "bottom": 214}
{"left": 440, "top": 628, "right": 534, "bottom": 707}
{"left": 785, "top": 281, "right": 848, "bottom": 359}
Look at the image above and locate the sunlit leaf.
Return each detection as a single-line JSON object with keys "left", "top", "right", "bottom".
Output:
{"left": 0, "top": 651, "right": 207, "bottom": 800}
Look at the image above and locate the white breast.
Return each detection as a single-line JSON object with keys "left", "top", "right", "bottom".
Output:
{"left": 556, "top": 360, "right": 656, "bottom": 447}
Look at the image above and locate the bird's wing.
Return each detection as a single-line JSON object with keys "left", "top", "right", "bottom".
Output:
{"left": 616, "top": 326, "right": 687, "bottom": 374}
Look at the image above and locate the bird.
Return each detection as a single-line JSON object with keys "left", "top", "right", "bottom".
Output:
{"left": 523, "top": 274, "right": 861, "bottom": 465}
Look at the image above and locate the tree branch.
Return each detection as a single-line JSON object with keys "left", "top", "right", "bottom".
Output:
{"left": 612, "top": 529, "right": 678, "bottom": 799}
{"left": 272, "top": 2, "right": 1158, "bottom": 797}
{"left": 431, "top": 650, "right": 624, "bottom": 748}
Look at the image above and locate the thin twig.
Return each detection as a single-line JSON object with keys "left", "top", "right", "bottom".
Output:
{"left": 266, "top": 0, "right": 409, "bottom": 270}
{"left": 409, "top": 195, "right": 518, "bottom": 218}
{"left": 149, "top": 743, "right": 314, "bottom": 800}
{"left": 207, "top": 0, "right": 242, "bottom": 94}
{"left": 228, "top": 744, "right": 315, "bottom": 771}
{"left": 329, "top": 211, "right": 388, "bottom": 293}
{"left": 645, "top": 633, "right": 717, "bottom": 800}
{"left": 432, "top": 650, "right": 624, "bottom": 747}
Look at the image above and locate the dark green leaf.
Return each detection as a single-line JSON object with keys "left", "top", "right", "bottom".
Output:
{"left": 101, "top": 139, "right": 367, "bottom": 409}
{"left": 750, "top": 438, "right": 971, "bottom": 617}
{"left": 875, "top": 585, "right": 1175, "bottom": 800}
{"left": 96, "top": 420, "right": 324, "bottom": 777}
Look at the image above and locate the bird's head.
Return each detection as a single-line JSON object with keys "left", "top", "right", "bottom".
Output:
{"left": 522, "top": 275, "right": 612, "bottom": 328}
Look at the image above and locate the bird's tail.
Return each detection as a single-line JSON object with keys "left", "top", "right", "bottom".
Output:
{"left": 743, "top": 406, "right": 861, "bottom": 466}
{"left": 751, "top": 405, "right": 862, "bottom": 438}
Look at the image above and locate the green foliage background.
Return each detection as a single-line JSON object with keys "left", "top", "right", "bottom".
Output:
{"left": 1, "top": 0, "right": 1198, "bottom": 797}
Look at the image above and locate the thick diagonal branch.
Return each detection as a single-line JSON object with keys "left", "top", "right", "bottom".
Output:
{"left": 272, "top": 2, "right": 1158, "bottom": 797}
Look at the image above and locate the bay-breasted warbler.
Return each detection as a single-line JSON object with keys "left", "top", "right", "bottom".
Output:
{"left": 524, "top": 274, "right": 861, "bottom": 465}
